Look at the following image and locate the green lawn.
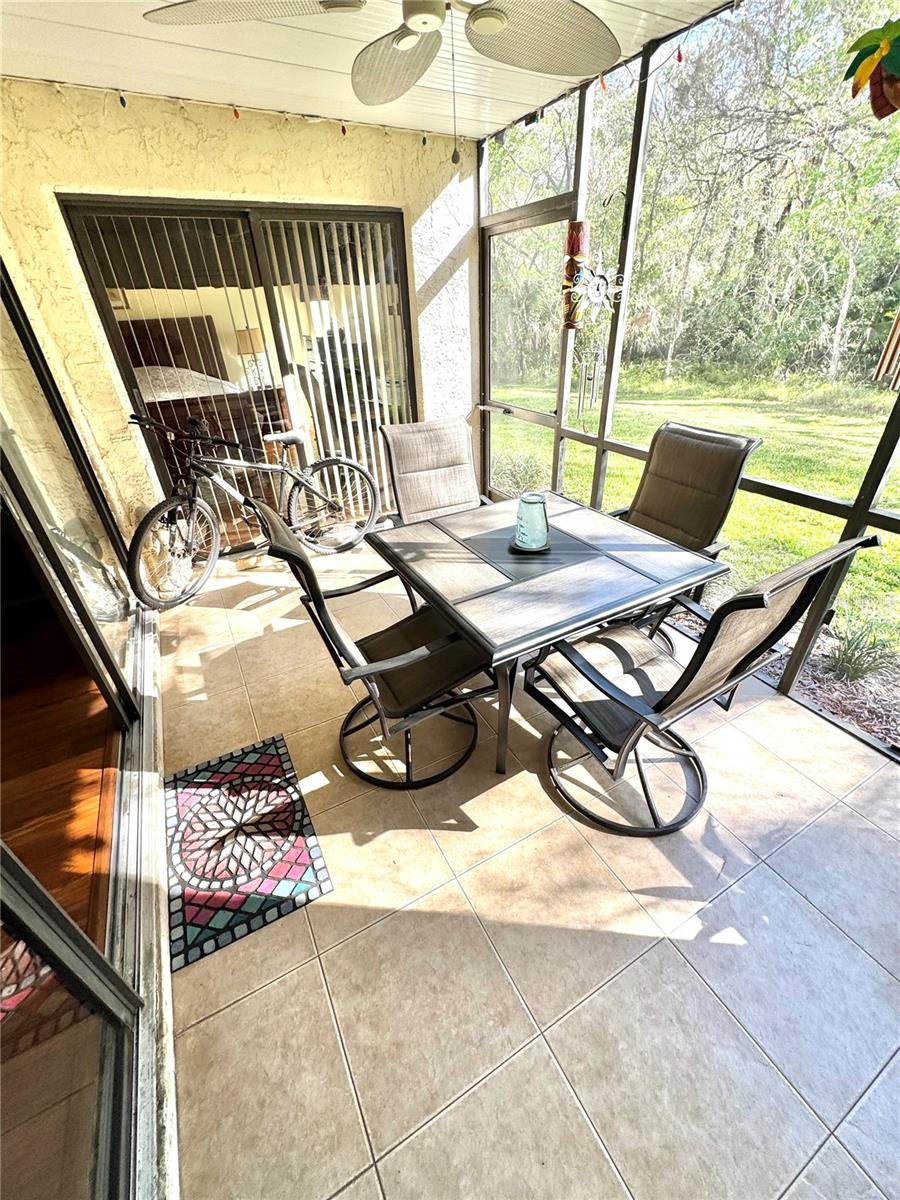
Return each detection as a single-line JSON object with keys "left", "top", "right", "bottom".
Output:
{"left": 489, "top": 368, "right": 899, "bottom": 642}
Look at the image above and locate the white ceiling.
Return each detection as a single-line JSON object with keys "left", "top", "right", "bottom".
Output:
{"left": 0, "top": 0, "right": 721, "bottom": 138}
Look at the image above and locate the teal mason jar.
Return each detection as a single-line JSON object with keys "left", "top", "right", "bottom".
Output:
{"left": 515, "top": 492, "right": 550, "bottom": 550}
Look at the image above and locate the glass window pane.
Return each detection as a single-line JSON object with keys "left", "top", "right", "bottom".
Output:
{"left": 1, "top": 305, "right": 131, "bottom": 671}
{"left": 614, "top": 0, "right": 899, "bottom": 504}
{"left": 564, "top": 67, "right": 638, "bottom": 433}
{"left": 1, "top": 926, "right": 103, "bottom": 1200}
{"left": 489, "top": 413, "right": 553, "bottom": 495}
{"left": 490, "top": 220, "right": 566, "bottom": 418}
{"left": 487, "top": 93, "right": 578, "bottom": 214}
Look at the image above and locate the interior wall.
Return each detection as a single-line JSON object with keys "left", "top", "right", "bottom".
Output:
{"left": 0, "top": 78, "right": 480, "bottom": 532}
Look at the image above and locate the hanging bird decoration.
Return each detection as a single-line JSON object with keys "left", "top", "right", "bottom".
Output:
{"left": 844, "top": 19, "right": 900, "bottom": 119}
{"left": 563, "top": 220, "right": 623, "bottom": 328}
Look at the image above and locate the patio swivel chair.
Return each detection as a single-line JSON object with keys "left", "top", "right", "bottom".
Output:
{"left": 247, "top": 498, "right": 497, "bottom": 788}
{"left": 524, "top": 535, "right": 877, "bottom": 837}
{"left": 611, "top": 421, "right": 761, "bottom": 644}
{"left": 380, "top": 417, "right": 485, "bottom": 525}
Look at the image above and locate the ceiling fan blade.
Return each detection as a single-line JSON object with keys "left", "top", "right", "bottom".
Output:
{"left": 465, "top": 0, "right": 620, "bottom": 77}
{"left": 352, "top": 26, "right": 442, "bottom": 105}
{"left": 143, "top": 0, "right": 361, "bottom": 25}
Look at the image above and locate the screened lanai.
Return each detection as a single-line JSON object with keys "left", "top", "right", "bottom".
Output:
{"left": 1, "top": 1, "right": 898, "bottom": 1198}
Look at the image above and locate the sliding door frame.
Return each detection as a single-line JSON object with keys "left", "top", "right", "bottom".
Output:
{"left": 60, "top": 196, "right": 420, "bottom": 508}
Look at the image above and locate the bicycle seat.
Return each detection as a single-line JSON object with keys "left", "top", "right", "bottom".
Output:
{"left": 263, "top": 429, "right": 308, "bottom": 450}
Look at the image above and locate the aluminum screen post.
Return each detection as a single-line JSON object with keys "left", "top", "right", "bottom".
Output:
{"left": 590, "top": 42, "right": 658, "bottom": 511}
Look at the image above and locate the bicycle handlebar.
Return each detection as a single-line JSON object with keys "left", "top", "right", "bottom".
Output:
{"left": 129, "top": 413, "right": 244, "bottom": 452}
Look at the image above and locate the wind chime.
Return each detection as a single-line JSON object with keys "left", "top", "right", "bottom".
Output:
{"left": 562, "top": 220, "right": 622, "bottom": 329}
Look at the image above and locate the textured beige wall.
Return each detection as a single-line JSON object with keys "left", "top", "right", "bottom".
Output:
{"left": 0, "top": 78, "right": 479, "bottom": 532}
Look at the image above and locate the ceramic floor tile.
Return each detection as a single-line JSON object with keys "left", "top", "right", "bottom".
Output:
{"left": 462, "top": 821, "right": 658, "bottom": 1027}
{"left": 1, "top": 1016, "right": 100, "bottom": 1134}
{"left": 0, "top": 1098, "right": 68, "bottom": 1200}
{"left": 307, "top": 790, "right": 453, "bottom": 951}
{"left": 782, "top": 1138, "right": 886, "bottom": 1200}
{"left": 172, "top": 908, "right": 315, "bottom": 1032}
{"left": 577, "top": 809, "right": 759, "bottom": 934}
{"left": 412, "top": 737, "right": 562, "bottom": 875}
{"left": 231, "top": 614, "right": 324, "bottom": 691}
{"left": 733, "top": 694, "right": 886, "bottom": 798}
{"left": 844, "top": 764, "right": 900, "bottom": 840}
{"left": 677, "top": 865, "right": 900, "bottom": 1126}
{"left": 162, "top": 685, "right": 258, "bottom": 775}
{"left": 667, "top": 722, "right": 837, "bottom": 857}
{"left": 836, "top": 1054, "right": 900, "bottom": 1200}
{"left": 285, "top": 718, "right": 388, "bottom": 816}
{"left": 161, "top": 637, "right": 245, "bottom": 706}
{"left": 176, "top": 960, "right": 370, "bottom": 1200}
{"left": 769, "top": 802, "right": 900, "bottom": 977}
{"left": 547, "top": 942, "right": 825, "bottom": 1200}
{"left": 323, "top": 881, "right": 534, "bottom": 1155}
{"left": 247, "top": 653, "right": 359, "bottom": 740}
{"left": 379, "top": 1040, "right": 627, "bottom": 1200}
{"left": 160, "top": 603, "right": 234, "bottom": 654}
{"left": 335, "top": 1169, "right": 383, "bottom": 1200}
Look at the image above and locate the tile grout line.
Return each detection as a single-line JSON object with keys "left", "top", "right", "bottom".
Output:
{"left": 724, "top": 706, "right": 889, "bottom": 805}
{"left": 451, "top": 880, "right": 642, "bottom": 1200}
{"left": 308, "top": 921, "right": 381, "bottom": 1181}
{"left": 665, "top": 928, "right": 837, "bottom": 1134}
{"left": 763, "top": 846, "right": 900, "bottom": 987}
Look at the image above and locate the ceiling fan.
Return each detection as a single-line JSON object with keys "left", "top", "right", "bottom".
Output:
{"left": 143, "top": 1, "right": 622, "bottom": 106}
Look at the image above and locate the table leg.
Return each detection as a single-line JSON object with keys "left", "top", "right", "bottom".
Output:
{"left": 495, "top": 658, "right": 519, "bottom": 775}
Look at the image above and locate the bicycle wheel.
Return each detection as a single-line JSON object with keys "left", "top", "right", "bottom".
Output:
{"left": 127, "top": 496, "right": 220, "bottom": 609}
{"left": 286, "top": 458, "right": 379, "bottom": 554}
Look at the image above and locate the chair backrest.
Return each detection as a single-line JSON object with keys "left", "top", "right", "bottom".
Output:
{"left": 380, "top": 417, "right": 480, "bottom": 524}
{"left": 626, "top": 422, "right": 761, "bottom": 552}
{"left": 246, "top": 499, "right": 367, "bottom": 678}
{"left": 658, "top": 535, "right": 877, "bottom": 719}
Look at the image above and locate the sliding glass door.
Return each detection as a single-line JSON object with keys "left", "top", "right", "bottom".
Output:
{"left": 64, "top": 200, "right": 417, "bottom": 549}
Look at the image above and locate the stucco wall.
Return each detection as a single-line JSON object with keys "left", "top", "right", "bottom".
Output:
{"left": 1, "top": 78, "right": 479, "bottom": 532}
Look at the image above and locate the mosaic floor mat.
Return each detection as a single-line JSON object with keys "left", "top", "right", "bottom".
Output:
{"left": 164, "top": 735, "right": 331, "bottom": 971}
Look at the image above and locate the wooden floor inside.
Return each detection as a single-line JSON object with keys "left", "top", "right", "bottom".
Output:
{"left": 1, "top": 525, "right": 119, "bottom": 949}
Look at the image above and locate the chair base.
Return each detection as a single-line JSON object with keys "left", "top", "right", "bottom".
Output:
{"left": 547, "top": 721, "right": 708, "bottom": 837}
{"left": 339, "top": 697, "right": 479, "bottom": 790}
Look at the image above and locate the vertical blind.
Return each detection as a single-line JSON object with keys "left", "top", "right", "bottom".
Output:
{"left": 67, "top": 203, "right": 416, "bottom": 549}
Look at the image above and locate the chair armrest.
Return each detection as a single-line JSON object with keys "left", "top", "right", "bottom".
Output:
{"left": 320, "top": 569, "right": 397, "bottom": 600}
{"left": 703, "top": 540, "right": 729, "bottom": 559}
{"left": 606, "top": 506, "right": 629, "bottom": 519}
{"left": 479, "top": 495, "right": 494, "bottom": 506}
{"left": 555, "top": 642, "right": 664, "bottom": 727}
{"left": 339, "top": 632, "right": 461, "bottom": 683}
{"left": 667, "top": 593, "right": 714, "bottom": 623}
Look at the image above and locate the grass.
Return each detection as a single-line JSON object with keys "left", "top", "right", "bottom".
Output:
{"left": 489, "top": 366, "right": 899, "bottom": 643}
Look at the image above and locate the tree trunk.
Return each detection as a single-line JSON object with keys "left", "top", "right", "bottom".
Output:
{"left": 828, "top": 252, "right": 856, "bottom": 383}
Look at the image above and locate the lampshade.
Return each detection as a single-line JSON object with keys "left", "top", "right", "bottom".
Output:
{"left": 235, "top": 327, "right": 265, "bottom": 355}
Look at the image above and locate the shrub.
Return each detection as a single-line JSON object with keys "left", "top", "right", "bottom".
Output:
{"left": 491, "top": 452, "right": 548, "bottom": 496}
{"left": 824, "top": 616, "right": 897, "bottom": 683}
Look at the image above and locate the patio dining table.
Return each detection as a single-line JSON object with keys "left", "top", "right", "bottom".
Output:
{"left": 366, "top": 494, "right": 729, "bottom": 774}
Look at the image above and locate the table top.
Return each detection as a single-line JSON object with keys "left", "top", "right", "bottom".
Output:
{"left": 367, "top": 494, "right": 729, "bottom": 665}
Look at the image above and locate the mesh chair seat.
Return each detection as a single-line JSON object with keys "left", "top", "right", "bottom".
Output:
{"left": 358, "top": 607, "right": 488, "bottom": 717}
{"left": 541, "top": 625, "right": 682, "bottom": 751}
{"left": 381, "top": 418, "right": 481, "bottom": 525}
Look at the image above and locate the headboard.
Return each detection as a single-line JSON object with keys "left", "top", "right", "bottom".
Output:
{"left": 118, "top": 315, "right": 227, "bottom": 379}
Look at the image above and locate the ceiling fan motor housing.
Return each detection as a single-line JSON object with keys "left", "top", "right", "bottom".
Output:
{"left": 402, "top": 0, "right": 445, "bottom": 32}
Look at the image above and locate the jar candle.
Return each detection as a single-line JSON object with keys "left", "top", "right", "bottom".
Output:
{"left": 515, "top": 492, "right": 550, "bottom": 550}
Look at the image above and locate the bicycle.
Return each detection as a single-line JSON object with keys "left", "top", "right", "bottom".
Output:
{"left": 126, "top": 414, "right": 379, "bottom": 610}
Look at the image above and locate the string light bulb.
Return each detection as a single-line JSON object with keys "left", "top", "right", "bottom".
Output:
{"left": 119, "top": 92, "right": 127, "bottom": 107}
{"left": 677, "top": 45, "right": 684, "bottom": 62}
{"left": 232, "top": 106, "right": 240, "bottom": 119}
